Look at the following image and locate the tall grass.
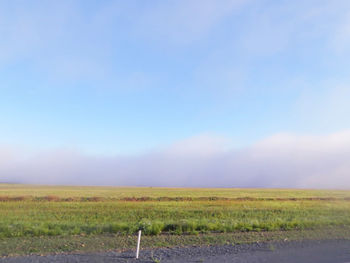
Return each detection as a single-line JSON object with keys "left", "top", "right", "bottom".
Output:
{"left": 1, "top": 184, "right": 350, "bottom": 199}
{"left": 1, "top": 199, "right": 350, "bottom": 238}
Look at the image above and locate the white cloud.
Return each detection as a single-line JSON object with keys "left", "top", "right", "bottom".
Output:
{"left": 0, "top": 1, "right": 117, "bottom": 84}
{"left": 331, "top": 10, "right": 350, "bottom": 53}
{"left": 1, "top": 0, "right": 250, "bottom": 88}
{"left": 126, "top": 0, "right": 250, "bottom": 45}
{"left": 1, "top": 131, "right": 350, "bottom": 189}
{"left": 233, "top": 1, "right": 350, "bottom": 56}
{"left": 1, "top": 0, "right": 350, "bottom": 92}
{"left": 164, "top": 134, "right": 231, "bottom": 156}
{"left": 294, "top": 84, "right": 350, "bottom": 131}
{"left": 0, "top": 1, "right": 73, "bottom": 63}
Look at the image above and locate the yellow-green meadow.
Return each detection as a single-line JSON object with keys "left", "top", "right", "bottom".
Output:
{"left": 1, "top": 184, "right": 350, "bottom": 255}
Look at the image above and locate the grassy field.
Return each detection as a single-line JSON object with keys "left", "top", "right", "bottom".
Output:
{"left": 2, "top": 184, "right": 350, "bottom": 199}
{"left": 1, "top": 184, "right": 350, "bottom": 256}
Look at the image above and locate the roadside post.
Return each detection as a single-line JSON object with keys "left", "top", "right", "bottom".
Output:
{"left": 136, "top": 230, "right": 142, "bottom": 259}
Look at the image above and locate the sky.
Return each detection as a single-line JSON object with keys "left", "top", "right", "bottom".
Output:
{"left": 1, "top": 0, "right": 350, "bottom": 188}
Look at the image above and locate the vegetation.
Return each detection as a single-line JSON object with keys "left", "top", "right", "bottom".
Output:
{"left": 1, "top": 184, "right": 350, "bottom": 255}
{"left": 1, "top": 199, "right": 350, "bottom": 238}
{"left": 2, "top": 184, "right": 350, "bottom": 199}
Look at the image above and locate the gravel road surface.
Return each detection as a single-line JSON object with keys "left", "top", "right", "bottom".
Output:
{"left": 1, "top": 239, "right": 350, "bottom": 263}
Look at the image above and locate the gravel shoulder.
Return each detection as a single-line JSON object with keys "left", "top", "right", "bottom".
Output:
{"left": 1, "top": 239, "right": 350, "bottom": 263}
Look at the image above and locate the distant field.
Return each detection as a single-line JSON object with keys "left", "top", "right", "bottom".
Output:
{"left": 1, "top": 184, "right": 350, "bottom": 255}
{"left": 1, "top": 184, "right": 350, "bottom": 199}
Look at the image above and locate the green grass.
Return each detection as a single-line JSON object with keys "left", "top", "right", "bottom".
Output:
{"left": 1, "top": 184, "right": 350, "bottom": 199}
{"left": 1, "top": 184, "right": 350, "bottom": 255}
{"left": 1, "top": 200, "right": 350, "bottom": 238}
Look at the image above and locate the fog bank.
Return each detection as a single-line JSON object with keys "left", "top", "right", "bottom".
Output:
{"left": 1, "top": 132, "right": 350, "bottom": 189}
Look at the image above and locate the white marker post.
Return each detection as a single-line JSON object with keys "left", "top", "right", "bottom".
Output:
{"left": 136, "top": 230, "right": 142, "bottom": 259}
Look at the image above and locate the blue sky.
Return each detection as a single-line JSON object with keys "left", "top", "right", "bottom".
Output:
{"left": 1, "top": 0, "right": 350, "bottom": 188}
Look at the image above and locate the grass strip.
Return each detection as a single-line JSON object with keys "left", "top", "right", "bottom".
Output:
{"left": 1, "top": 195, "right": 349, "bottom": 202}
{"left": 1, "top": 226, "right": 350, "bottom": 257}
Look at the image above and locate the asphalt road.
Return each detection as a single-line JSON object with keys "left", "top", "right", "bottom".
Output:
{"left": 1, "top": 239, "right": 350, "bottom": 263}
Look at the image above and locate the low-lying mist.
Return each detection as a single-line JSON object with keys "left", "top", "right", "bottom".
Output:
{"left": 1, "top": 131, "right": 350, "bottom": 189}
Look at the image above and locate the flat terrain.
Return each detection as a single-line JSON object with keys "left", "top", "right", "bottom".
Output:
{"left": 1, "top": 184, "right": 350, "bottom": 257}
{"left": 2, "top": 184, "right": 350, "bottom": 199}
